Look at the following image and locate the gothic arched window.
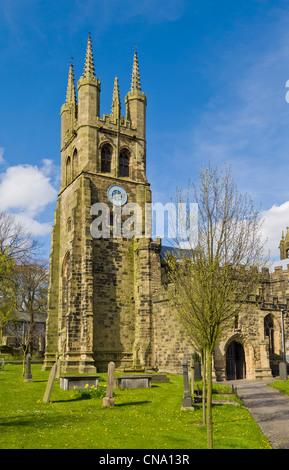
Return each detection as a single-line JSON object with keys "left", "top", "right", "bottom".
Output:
{"left": 66, "top": 156, "right": 71, "bottom": 185}
{"left": 72, "top": 148, "right": 78, "bottom": 179}
{"left": 119, "top": 148, "right": 130, "bottom": 177}
{"left": 101, "top": 144, "right": 112, "bottom": 173}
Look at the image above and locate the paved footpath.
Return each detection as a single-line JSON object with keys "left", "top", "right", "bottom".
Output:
{"left": 224, "top": 379, "right": 289, "bottom": 449}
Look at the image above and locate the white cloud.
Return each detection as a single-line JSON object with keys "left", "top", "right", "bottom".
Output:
{"left": 0, "top": 161, "right": 57, "bottom": 235}
{"left": 13, "top": 213, "right": 52, "bottom": 236}
{"left": 261, "top": 201, "right": 289, "bottom": 260}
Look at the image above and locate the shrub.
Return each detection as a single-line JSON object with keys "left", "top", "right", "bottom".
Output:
{"left": 73, "top": 384, "right": 109, "bottom": 400}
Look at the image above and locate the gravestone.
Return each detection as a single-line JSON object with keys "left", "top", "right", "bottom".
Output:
{"left": 114, "top": 374, "right": 152, "bottom": 389}
{"left": 194, "top": 361, "right": 202, "bottom": 381}
{"left": 279, "top": 361, "right": 288, "bottom": 381}
{"left": 181, "top": 358, "right": 194, "bottom": 409}
{"left": 43, "top": 363, "right": 58, "bottom": 403}
{"left": 56, "top": 354, "right": 60, "bottom": 379}
{"left": 103, "top": 362, "right": 115, "bottom": 407}
{"left": 24, "top": 354, "right": 33, "bottom": 382}
{"left": 60, "top": 375, "right": 100, "bottom": 390}
{"left": 189, "top": 360, "right": 194, "bottom": 398}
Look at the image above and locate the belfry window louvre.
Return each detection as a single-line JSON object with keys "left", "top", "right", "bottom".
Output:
{"left": 119, "top": 149, "right": 130, "bottom": 177}
{"left": 101, "top": 144, "right": 112, "bottom": 173}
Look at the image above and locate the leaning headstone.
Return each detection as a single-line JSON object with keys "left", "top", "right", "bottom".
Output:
{"left": 24, "top": 354, "right": 33, "bottom": 382}
{"left": 43, "top": 363, "right": 58, "bottom": 403}
{"left": 181, "top": 358, "right": 193, "bottom": 409}
{"left": 103, "top": 362, "right": 115, "bottom": 407}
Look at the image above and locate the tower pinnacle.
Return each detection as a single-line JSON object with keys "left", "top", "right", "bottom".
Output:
{"left": 111, "top": 76, "right": 121, "bottom": 119}
{"left": 66, "top": 63, "right": 77, "bottom": 106}
{"left": 130, "top": 51, "right": 141, "bottom": 92}
{"left": 83, "top": 33, "right": 95, "bottom": 79}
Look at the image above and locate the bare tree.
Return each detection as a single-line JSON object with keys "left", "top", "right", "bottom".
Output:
{"left": 14, "top": 259, "right": 48, "bottom": 354}
{"left": 5, "top": 315, "right": 46, "bottom": 367}
{"left": 0, "top": 250, "right": 16, "bottom": 339}
{"left": 0, "top": 213, "right": 40, "bottom": 337}
{"left": 166, "top": 163, "right": 268, "bottom": 449}
{"left": 0, "top": 212, "right": 38, "bottom": 263}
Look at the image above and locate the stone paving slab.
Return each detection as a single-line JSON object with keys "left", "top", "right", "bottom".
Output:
{"left": 223, "top": 379, "right": 289, "bottom": 449}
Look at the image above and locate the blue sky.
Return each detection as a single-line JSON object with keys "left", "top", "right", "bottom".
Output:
{"left": 1, "top": 0, "right": 289, "bottom": 259}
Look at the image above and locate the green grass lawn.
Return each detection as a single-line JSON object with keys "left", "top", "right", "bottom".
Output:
{"left": 268, "top": 379, "right": 289, "bottom": 395}
{"left": 0, "top": 364, "right": 271, "bottom": 449}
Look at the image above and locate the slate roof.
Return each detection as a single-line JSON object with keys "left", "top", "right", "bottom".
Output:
{"left": 161, "top": 245, "right": 289, "bottom": 275}
{"left": 9, "top": 311, "right": 47, "bottom": 323}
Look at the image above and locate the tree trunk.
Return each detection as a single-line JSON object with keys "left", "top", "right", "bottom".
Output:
{"left": 22, "top": 352, "right": 26, "bottom": 377}
{"left": 202, "top": 350, "right": 206, "bottom": 425}
{"left": 206, "top": 349, "right": 213, "bottom": 449}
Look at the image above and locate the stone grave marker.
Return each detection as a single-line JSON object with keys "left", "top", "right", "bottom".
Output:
{"left": 194, "top": 361, "right": 202, "bottom": 381}
{"left": 56, "top": 354, "right": 60, "bottom": 379}
{"left": 279, "top": 361, "right": 288, "bottom": 381}
{"left": 24, "top": 353, "right": 33, "bottom": 382}
{"left": 43, "top": 363, "right": 58, "bottom": 403}
{"left": 103, "top": 361, "right": 115, "bottom": 407}
{"left": 189, "top": 359, "right": 195, "bottom": 398}
{"left": 181, "top": 358, "right": 194, "bottom": 409}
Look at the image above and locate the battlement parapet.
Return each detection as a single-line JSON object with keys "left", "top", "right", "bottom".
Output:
{"left": 98, "top": 114, "right": 133, "bottom": 130}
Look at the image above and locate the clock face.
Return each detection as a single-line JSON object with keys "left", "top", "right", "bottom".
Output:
{"left": 107, "top": 185, "right": 127, "bottom": 206}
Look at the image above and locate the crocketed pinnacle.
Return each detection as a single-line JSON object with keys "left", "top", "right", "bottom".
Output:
{"left": 111, "top": 76, "right": 121, "bottom": 118}
{"left": 83, "top": 33, "right": 95, "bottom": 78}
{"left": 66, "top": 63, "right": 77, "bottom": 105}
{"left": 130, "top": 51, "right": 141, "bottom": 92}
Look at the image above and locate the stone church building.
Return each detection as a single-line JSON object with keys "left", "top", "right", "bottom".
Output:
{"left": 44, "top": 36, "right": 289, "bottom": 380}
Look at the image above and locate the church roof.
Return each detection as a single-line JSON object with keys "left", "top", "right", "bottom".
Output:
{"left": 9, "top": 311, "right": 47, "bottom": 323}
{"left": 161, "top": 245, "right": 289, "bottom": 274}
{"left": 160, "top": 245, "right": 190, "bottom": 260}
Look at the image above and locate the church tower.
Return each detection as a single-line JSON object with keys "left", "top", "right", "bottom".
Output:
{"left": 279, "top": 228, "right": 289, "bottom": 259}
{"left": 44, "top": 36, "right": 159, "bottom": 373}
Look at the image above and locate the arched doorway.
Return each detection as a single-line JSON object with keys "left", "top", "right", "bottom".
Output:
{"left": 226, "top": 341, "right": 246, "bottom": 380}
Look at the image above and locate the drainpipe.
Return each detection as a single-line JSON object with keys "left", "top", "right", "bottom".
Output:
{"left": 279, "top": 308, "right": 287, "bottom": 381}
{"left": 281, "top": 309, "right": 286, "bottom": 363}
